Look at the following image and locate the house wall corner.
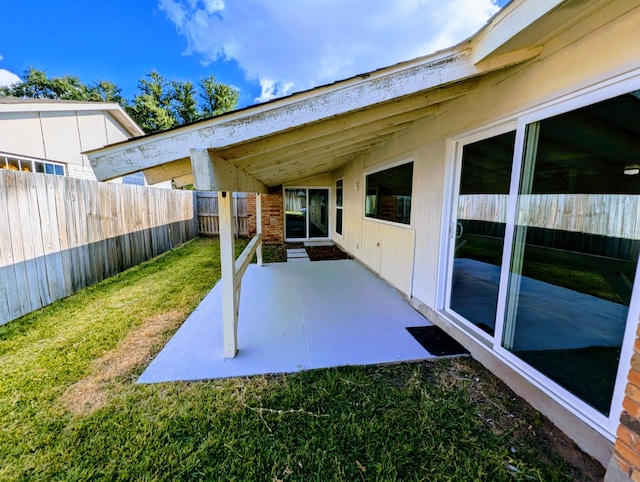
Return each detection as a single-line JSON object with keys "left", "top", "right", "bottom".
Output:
{"left": 607, "top": 320, "right": 640, "bottom": 482}
{"left": 247, "top": 191, "right": 283, "bottom": 243}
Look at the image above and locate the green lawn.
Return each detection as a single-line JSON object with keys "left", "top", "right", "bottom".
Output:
{"left": 0, "top": 238, "right": 602, "bottom": 481}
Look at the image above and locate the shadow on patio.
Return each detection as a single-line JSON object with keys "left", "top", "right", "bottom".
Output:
{"left": 139, "top": 259, "right": 439, "bottom": 383}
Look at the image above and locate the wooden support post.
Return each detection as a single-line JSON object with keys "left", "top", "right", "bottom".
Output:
{"left": 256, "top": 193, "right": 263, "bottom": 267}
{"left": 218, "top": 191, "right": 238, "bottom": 358}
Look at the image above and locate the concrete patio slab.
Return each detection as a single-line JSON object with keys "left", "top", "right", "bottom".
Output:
{"left": 138, "top": 260, "right": 436, "bottom": 383}
{"left": 286, "top": 248, "right": 310, "bottom": 261}
{"left": 303, "top": 240, "right": 335, "bottom": 247}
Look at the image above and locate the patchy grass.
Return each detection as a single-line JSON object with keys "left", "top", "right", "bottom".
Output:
{"left": 0, "top": 238, "right": 603, "bottom": 481}
{"left": 262, "top": 242, "right": 288, "bottom": 263}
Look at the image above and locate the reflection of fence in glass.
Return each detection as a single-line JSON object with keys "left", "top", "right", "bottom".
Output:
{"left": 457, "top": 193, "right": 640, "bottom": 241}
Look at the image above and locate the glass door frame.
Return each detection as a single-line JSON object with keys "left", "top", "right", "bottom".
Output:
{"left": 283, "top": 186, "right": 331, "bottom": 242}
{"left": 439, "top": 71, "right": 640, "bottom": 438}
{"left": 440, "top": 121, "right": 518, "bottom": 345}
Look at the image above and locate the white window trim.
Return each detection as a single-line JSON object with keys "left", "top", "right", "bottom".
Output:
{"left": 362, "top": 157, "right": 415, "bottom": 228}
{"left": 0, "top": 153, "right": 66, "bottom": 176}
{"left": 335, "top": 178, "right": 344, "bottom": 238}
{"left": 438, "top": 69, "right": 640, "bottom": 440}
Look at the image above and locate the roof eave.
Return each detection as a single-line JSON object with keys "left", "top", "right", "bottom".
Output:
{"left": 87, "top": 0, "right": 564, "bottom": 185}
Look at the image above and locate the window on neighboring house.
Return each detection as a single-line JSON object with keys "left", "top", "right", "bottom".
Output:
{"left": 0, "top": 155, "right": 65, "bottom": 176}
{"left": 364, "top": 161, "right": 413, "bottom": 225}
{"left": 335, "top": 179, "right": 343, "bottom": 236}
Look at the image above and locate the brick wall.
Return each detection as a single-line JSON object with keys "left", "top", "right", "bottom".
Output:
{"left": 606, "top": 322, "right": 640, "bottom": 482}
{"left": 246, "top": 192, "right": 284, "bottom": 243}
{"left": 247, "top": 193, "right": 257, "bottom": 237}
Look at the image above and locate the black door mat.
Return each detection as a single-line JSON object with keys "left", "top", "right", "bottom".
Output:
{"left": 406, "top": 325, "right": 469, "bottom": 357}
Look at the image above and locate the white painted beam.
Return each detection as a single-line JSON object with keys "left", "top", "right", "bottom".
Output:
{"left": 471, "top": 0, "right": 564, "bottom": 63}
{"left": 475, "top": 46, "right": 543, "bottom": 72}
{"left": 234, "top": 233, "right": 263, "bottom": 285}
{"left": 217, "top": 83, "right": 471, "bottom": 162}
{"left": 190, "top": 149, "right": 267, "bottom": 194}
{"left": 171, "top": 173, "right": 195, "bottom": 188}
{"left": 256, "top": 194, "right": 263, "bottom": 267}
{"left": 230, "top": 105, "right": 440, "bottom": 170}
{"left": 87, "top": 45, "right": 532, "bottom": 182}
{"left": 218, "top": 191, "right": 238, "bottom": 358}
{"left": 143, "top": 158, "right": 192, "bottom": 185}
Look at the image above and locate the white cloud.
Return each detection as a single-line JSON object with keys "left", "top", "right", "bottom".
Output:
{"left": 159, "top": 0, "right": 500, "bottom": 102}
{"left": 0, "top": 69, "right": 21, "bottom": 87}
{"left": 0, "top": 53, "right": 21, "bottom": 87}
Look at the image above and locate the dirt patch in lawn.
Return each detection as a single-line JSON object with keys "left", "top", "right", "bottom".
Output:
{"left": 306, "top": 245, "right": 350, "bottom": 261}
{"left": 442, "top": 358, "right": 605, "bottom": 481}
{"left": 60, "top": 310, "right": 184, "bottom": 414}
{"left": 263, "top": 243, "right": 288, "bottom": 263}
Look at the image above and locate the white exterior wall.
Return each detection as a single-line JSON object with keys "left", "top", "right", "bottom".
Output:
{"left": 331, "top": 2, "right": 640, "bottom": 464}
{"left": 335, "top": 1, "right": 640, "bottom": 304}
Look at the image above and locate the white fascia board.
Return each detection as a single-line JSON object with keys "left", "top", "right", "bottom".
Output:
{"left": 88, "top": 47, "right": 503, "bottom": 182}
{"left": 471, "top": 0, "right": 565, "bottom": 63}
{"left": 105, "top": 107, "right": 145, "bottom": 137}
{"left": 0, "top": 101, "right": 144, "bottom": 137}
{"left": 0, "top": 101, "right": 122, "bottom": 113}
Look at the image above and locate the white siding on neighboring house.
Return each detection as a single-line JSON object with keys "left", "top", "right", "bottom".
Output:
{"left": 77, "top": 111, "right": 113, "bottom": 157}
{"left": 0, "top": 112, "right": 46, "bottom": 159}
{"left": 104, "top": 111, "right": 131, "bottom": 144}
{"left": 0, "top": 100, "right": 172, "bottom": 188}
{"left": 40, "top": 111, "right": 83, "bottom": 165}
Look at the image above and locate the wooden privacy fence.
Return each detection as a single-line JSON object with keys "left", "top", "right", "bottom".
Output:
{"left": 196, "top": 192, "right": 249, "bottom": 237}
{"left": 458, "top": 194, "right": 640, "bottom": 240}
{"left": 0, "top": 170, "right": 198, "bottom": 325}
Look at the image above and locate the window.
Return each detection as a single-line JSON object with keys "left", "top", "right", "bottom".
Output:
{"left": 364, "top": 162, "right": 413, "bottom": 225}
{"left": 335, "top": 179, "right": 343, "bottom": 236}
{"left": 446, "top": 88, "right": 640, "bottom": 424}
{"left": 1, "top": 155, "right": 65, "bottom": 176}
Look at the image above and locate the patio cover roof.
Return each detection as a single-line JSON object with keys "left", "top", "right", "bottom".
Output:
{"left": 85, "top": 0, "right": 594, "bottom": 192}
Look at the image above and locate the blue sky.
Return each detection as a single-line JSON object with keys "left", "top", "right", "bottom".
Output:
{"left": 1, "top": 0, "right": 509, "bottom": 108}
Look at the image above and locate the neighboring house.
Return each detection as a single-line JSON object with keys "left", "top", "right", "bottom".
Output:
{"left": 87, "top": 1, "right": 640, "bottom": 480}
{"left": 0, "top": 98, "right": 164, "bottom": 186}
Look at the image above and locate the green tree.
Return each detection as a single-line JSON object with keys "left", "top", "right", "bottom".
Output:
{"left": 88, "top": 80, "right": 127, "bottom": 106}
{"left": 170, "top": 80, "right": 199, "bottom": 124}
{"left": 0, "top": 68, "right": 128, "bottom": 108}
{"left": 127, "top": 71, "right": 176, "bottom": 133}
{"left": 199, "top": 75, "right": 239, "bottom": 118}
{"left": 1, "top": 68, "right": 240, "bottom": 134}
{"left": 0, "top": 67, "right": 92, "bottom": 101}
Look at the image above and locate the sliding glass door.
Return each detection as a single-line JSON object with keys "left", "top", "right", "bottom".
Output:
{"left": 446, "top": 88, "right": 640, "bottom": 418}
{"left": 448, "top": 131, "right": 515, "bottom": 336}
{"left": 284, "top": 188, "right": 329, "bottom": 240}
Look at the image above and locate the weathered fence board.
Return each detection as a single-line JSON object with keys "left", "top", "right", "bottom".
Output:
{"left": 0, "top": 170, "right": 199, "bottom": 326}
{"left": 196, "top": 192, "right": 249, "bottom": 236}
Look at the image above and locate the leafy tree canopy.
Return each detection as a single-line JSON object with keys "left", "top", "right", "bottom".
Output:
{"left": 0, "top": 68, "right": 239, "bottom": 134}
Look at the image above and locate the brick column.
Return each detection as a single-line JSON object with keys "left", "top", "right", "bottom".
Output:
{"left": 606, "top": 324, "right": 640, "bottom": 482}
{"left": 247, "top": 193, "right": 257, "bottom": 237}
{"left": 245, "top": 191, "right": 284, "bottom": 242}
